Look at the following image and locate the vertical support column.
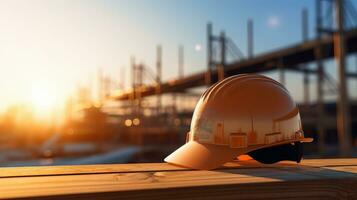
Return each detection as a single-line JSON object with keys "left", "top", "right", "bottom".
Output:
{"left": 315, "top": 0, "right": 325, "bottom": 154}
{"left": 130, "top": 57, "right": 136, "bottom": 115}
{"left": 247, "top": 19, "right": 254, "bottom": 59}
{"left": 303, "top": 69, "right": 310, "bottom": 104}
{"left": 206, "top": 23, "right": 213, "bottom": 86}
{"left": 136, "top": 64, "right": 143, "bottom": 115}
{"left": 302, "top": 8, "right": 309, "bottom": 41}
{"left": 120, "top": 66, "right": 125, "bottom": 89}
{"left": 302, "top": 8, "right": 310, "bottom": 104}
{"left": 278, "top": 59, "right": 285, "bottom": 86}
{"left": 217, "top": 65, "right": 225, "bottom": 81}
{"left": 178, "top": 45, "right": 184, "bottom": 78}
{"left": 207, "top": 23, "right": 213, "bottom": 70}
{"left": 220, "top": 31, "right": 226, "bottom": 67}
{"left": 205, "top": 70, "right": 212, "bottom": 86}
{"left": 156, "top": 45, "right": 162, "bottom": 116}
{"left": 335, "top": 0, "right": 352, "bottom": 156}
{"left": 97, "top": 68, "right": 103, "bottom": 105}
{"left": 173, "top": 45, "right": 184, "bottom": 122}
{"left": 316, "top": 49, "right": 326, "bottom": 154}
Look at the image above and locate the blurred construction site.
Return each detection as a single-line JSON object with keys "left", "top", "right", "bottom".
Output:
{"left": 1, "top": 0, "right": 357, "bottom": 166}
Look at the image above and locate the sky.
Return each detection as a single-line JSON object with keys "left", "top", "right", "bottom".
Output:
{"left": 0, "top": 0, "right": 357, "bottom": 113}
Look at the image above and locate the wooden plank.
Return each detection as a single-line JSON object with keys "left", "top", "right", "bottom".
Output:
{"left": 2, "top": 158, "right": 356, "bottom": 178}
{"left": 0, "top": 163, "right": 186, "bottom": 178}
{"left": 0, "top": 159, "right": 356, "bottom": 199}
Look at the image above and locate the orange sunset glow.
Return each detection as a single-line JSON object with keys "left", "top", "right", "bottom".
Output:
{"left": 0, "top": 0, "right": 356, "bottom": 177}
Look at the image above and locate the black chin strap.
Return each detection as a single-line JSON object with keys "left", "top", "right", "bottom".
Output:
{"left": 248, "top": 142, "right": 303, "bottom": 164}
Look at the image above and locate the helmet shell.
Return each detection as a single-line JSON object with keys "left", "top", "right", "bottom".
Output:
{"left": 189, "top": 74, "right": 304, "bottom": 149}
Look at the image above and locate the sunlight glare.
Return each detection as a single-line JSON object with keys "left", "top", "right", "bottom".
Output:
{"left": 28, "top": 84, "right": 57, "bottom": 114}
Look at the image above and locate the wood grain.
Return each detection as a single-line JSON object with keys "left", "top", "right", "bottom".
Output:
{"left": 0, "top": 158, "right": 356, "bottom": 200}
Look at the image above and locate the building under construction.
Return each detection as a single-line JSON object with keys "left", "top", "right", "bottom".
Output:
{"left": 92, "top": 0, "right": 357, "bottom": 157}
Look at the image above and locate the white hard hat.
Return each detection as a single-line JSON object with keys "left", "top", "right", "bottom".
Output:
{"left": 165, "top": 74, "right": 313, "bottom": 170}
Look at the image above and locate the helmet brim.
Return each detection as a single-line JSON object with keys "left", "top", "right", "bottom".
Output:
{"left": 164, "top": 141, "right": 244, "bottom": 170}
{"left": 165, "top": 137, "right": 313, "bottom": 170}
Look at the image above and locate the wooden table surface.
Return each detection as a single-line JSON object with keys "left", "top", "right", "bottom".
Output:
{"left": 0, "top": 158, "right": 357, "bottom": 200}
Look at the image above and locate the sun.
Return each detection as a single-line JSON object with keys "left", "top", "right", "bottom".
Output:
{"left": 28, "top": 84, "right": 57, "bottom": 113}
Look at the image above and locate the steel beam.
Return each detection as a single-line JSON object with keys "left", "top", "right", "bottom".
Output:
{"left": 156, "top": 45, "right": 162, "bottom": 115}
{"left": 335, "top": 0, "right": 352, "bottom": 156}
{"left": 247, "top": 19, "right": 254, "bottom": 58}
{"left": 316, "top": 0, "right": 326, "bottom": 154}
{"left": 112, "top": 28, "right": 357, "bottom": 101}
{"left": 302, "top": 8, "right": 310, "bottom": 104}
